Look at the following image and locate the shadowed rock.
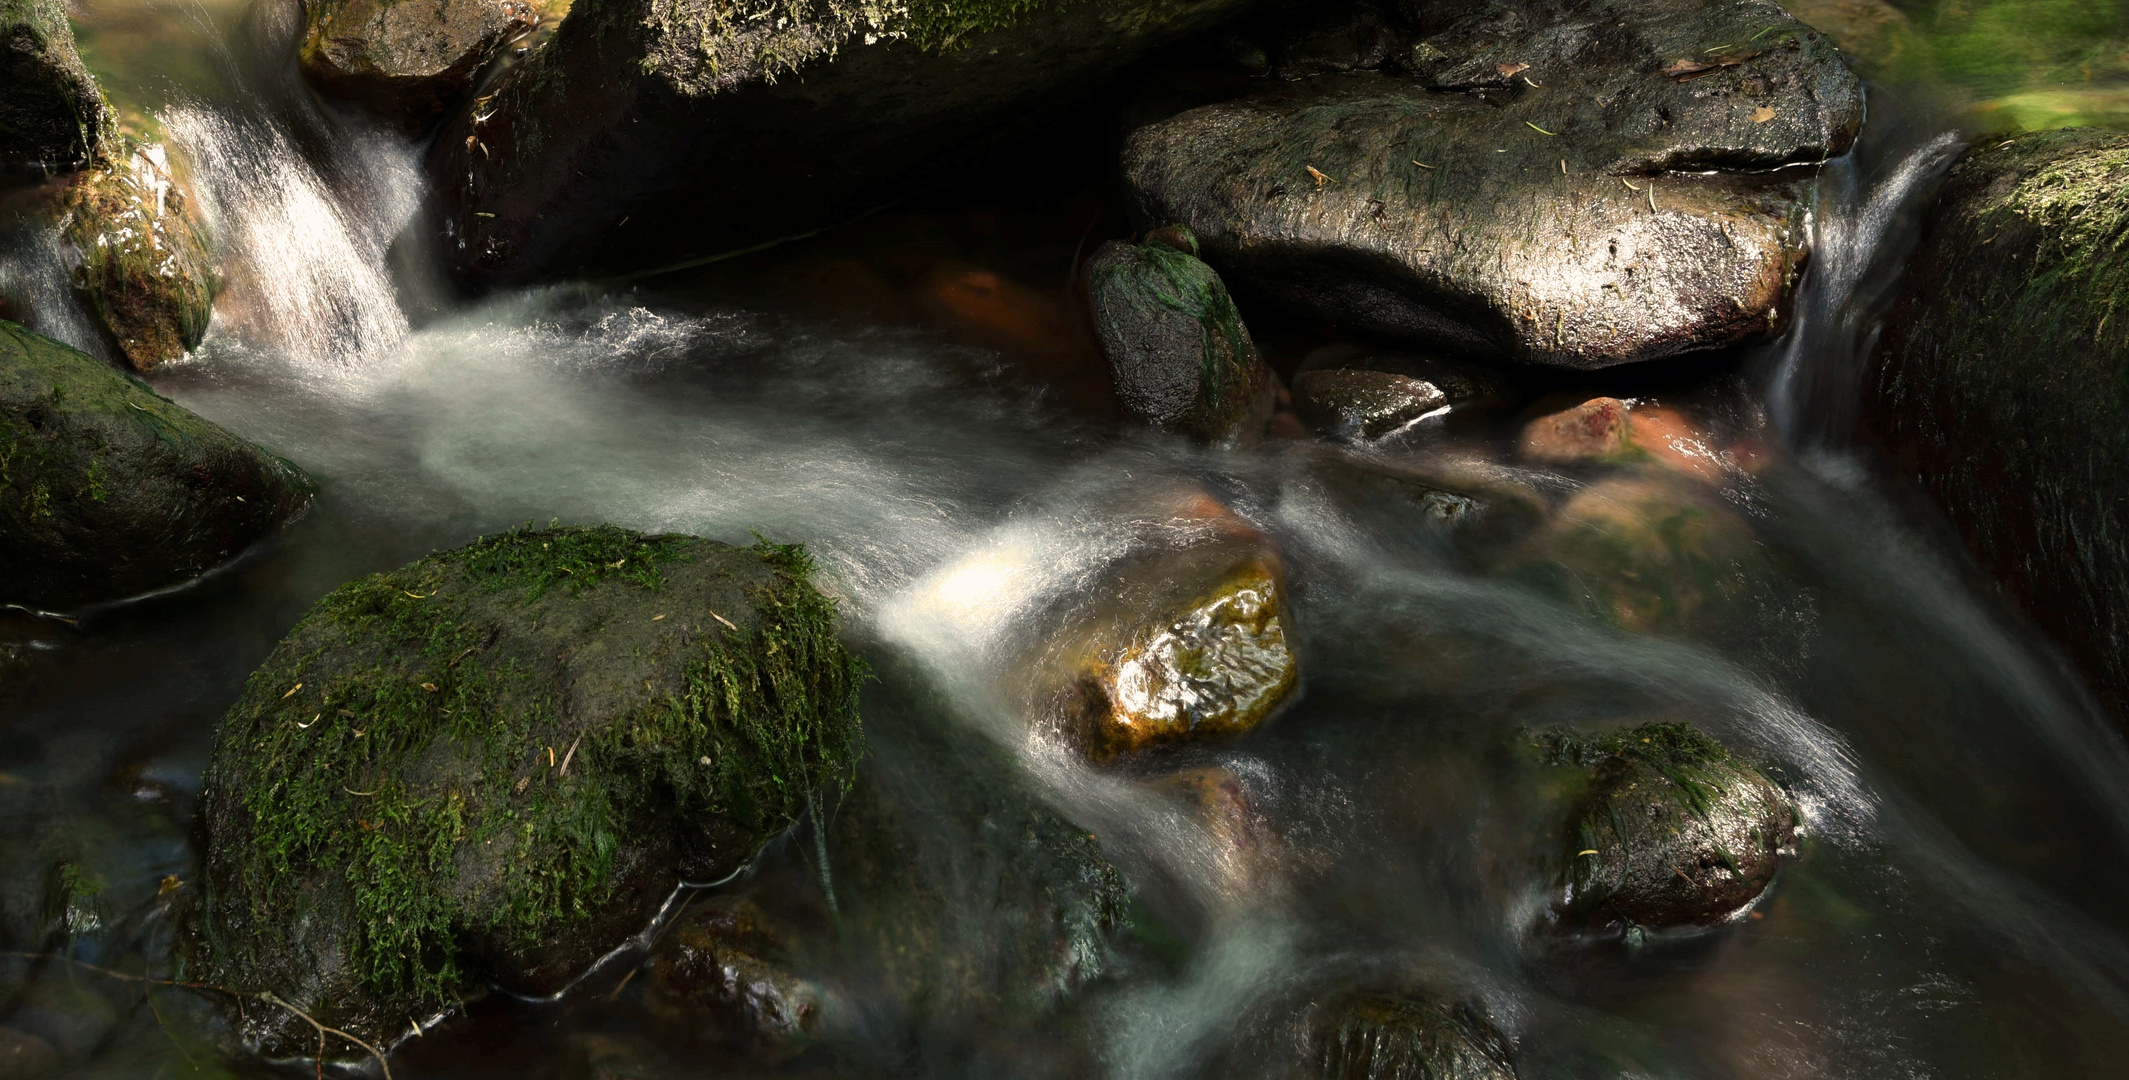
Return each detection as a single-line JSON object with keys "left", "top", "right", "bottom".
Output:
{"left": 0, "top": 0, "right": 110, "bottom": 174}
{"left": 1121, "top": 0, "right": 1862, "bottom": 368}
{"left": 1870, "top": 129, "right": 2129, "bottom": 725}
{"left": 425, "top": 0, "right": 1265, "bottom": 288}
{"left": 1545, "top": 722, "right": 1796, "bottom": 934}
{"left": 188, "top": 527, "right": 865, "bottom": 1064}
{"left": 1084, "top": 231, "right": 1274, "bottom": 444}
{"left": 1316, "top": 994, "right": 1517, "bottom": 1080}
{"left": 0, "top": 321, "right": 311, "bottom": 612}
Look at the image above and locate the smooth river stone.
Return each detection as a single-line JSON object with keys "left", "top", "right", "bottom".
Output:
{"left": 1120, "top": 0, "right": 1862, "bottom": 369}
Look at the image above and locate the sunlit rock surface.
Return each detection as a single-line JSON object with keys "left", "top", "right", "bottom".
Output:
{"left": 1870, "top": 129, "right": 2129, "bottom": 725}
{"left": 300, "top": 0, "right": 538, "bottom": 127}
{"left": 1545, "top": 723, "right": 1797, "bottom": 934}
{"left": 426, "top": 0, "right": 1265, "bottom": 287}
{"left": 0, "top": 0, "right": 110, "bottom": 173}
{"left": 59, "top": 141, "right": 218, "bottom": 371}
{"left": 188, "top": 527, "right": 864, "bottom": 1063}
{"left": 1049, "top": 552, "right": 1297, "bottom": 763}
{"left": 0, "top": 321, "right": 311, "bottom": 612}
{"left": 1084, "top": 229, "right": 1273, "bottom": 444}
{"left": 1121, "top": 0, "right": 1862, "bottom": 368}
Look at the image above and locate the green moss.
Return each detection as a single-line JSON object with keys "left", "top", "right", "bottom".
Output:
{"left": 653, "top": 0, "right": 1076, "bottom": 88}
{"left": 1539, "top": 721, "right": 1751, "bottom": 889}
{"left": 1093, "top": 237, "right": 1256, "bottom": 419}
{"left": 207, "top": 525, "right": 865, "bottom": 1013}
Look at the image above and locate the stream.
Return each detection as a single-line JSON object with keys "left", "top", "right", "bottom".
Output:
{"left": 7, "top": 1, "right": 2129, "bottom": 1078}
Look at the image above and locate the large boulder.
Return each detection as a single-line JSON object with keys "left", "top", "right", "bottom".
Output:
{"left": 1869, "top": 130, "right": 2129, "bottom": 722}
{"left": 1084, "top": 228, "right": 1274, "bottom": 444}
{"left": 425, "top": 0, "right": 1264, "bottom": 288}
{"left": 300, "top": 0, "right": 539, "bottom": 127}
{"left": 1543, "top": 723, "right": 1797, "bottom": 936}
{"left": 59, "top": 141, "right": 219, "bottom": 371}
{"left": 187, "top": 526, "right": 866, "bottom": 1063}
{"left": 0, "top": 321, "right": 312, "bottom": 612}
{"left": 0, "top": 0, "right": 110, "bottom": 174}
{"left": 1120, "top": 0, "right": 1862, "bottom": 368}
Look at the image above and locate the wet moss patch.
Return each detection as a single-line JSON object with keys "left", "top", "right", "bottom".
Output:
{"left": 194, "top": 525, "right": 865, "bottom": 1059}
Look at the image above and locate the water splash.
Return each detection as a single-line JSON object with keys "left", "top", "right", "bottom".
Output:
{"left": 164, "top": 105, "right": 414, "bottom": 374}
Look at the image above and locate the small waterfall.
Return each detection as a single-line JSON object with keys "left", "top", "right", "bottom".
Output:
{"left": 164, "top": 105, "right": 417, "bottom": 372}
{"left": 1766, "top": 128, "right": 1964, "bottom": 446}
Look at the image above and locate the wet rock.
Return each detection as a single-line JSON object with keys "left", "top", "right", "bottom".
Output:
{"left": 1869, "top": 129, "right": 2129, "bottom": 723}
{"left": 1292, "top": 369, "right": 1445, "bottom": 442}
{"left": 1544, "top": 722, "right": 1797, "bottom": 933}
{"left": 644, "top": 898, "right": 820, "bottom": 1062}
{"left": 1268, "top": 1, "right": 1400, "bottom": 81}
{"left": 0, "top": 321, "right": 313, "bottom": 613}
{"left": 1782, "top": 0, "right": 1922, "bottom": 76}
{"left": 1084, "top": 232, "right": 1273, "bottom": 443}
{"left": 301, "top": 0, "right": 538, "bottom": 127}
{"left": 1121, "top": 0, "right": 1862, "bottom": 368}
{"left": 59, "top": 141, "right": 218, "bottom": 371}
{"left": 188, "top": 526, "right": 866, "bottom": 1063}
{"left": 1144, "top": 764, "right": 1282, "bottom": 897}
{"left": 427, "top": 0, "right": 1263, "bottom": 288}
{"left": 1519, "top": 397, "right": 1630, "bottom": 464}
{"left": 1499, "top": 475, "right": 1773, "bottom": 638}
{"left": 0, "top": 0, "right": 111, "bottom": 174}
{"left": 1309, "top": 449, "right": 1553, "bottom": 559}
{"left": 646, "top": 715, "right": 1129, "bottom": 1047}
{"left": 1049, "top": 555, "right": 1297, "bottom": 762}
{"left": 1315, "top": 994, "right": 1517, "bottom": 1080}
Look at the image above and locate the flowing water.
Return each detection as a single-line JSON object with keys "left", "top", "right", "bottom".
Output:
{"left": 8, "top": 4, "right": 2129, "bottom": 1079}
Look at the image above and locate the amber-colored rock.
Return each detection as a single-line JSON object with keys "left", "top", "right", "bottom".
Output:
{"left": 1519, "top": 397, "right": 1630, "bottom": 464}
{"left": 1072, "top": 559, "right": 1295, "bottom": 760}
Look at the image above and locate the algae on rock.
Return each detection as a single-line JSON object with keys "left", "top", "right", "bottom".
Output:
{"left": 60, "top": 140, "right": 219, "bottom": 371}
{"left": 190, "top": 526, "right": 866, "bottom": 1062}
{"left": 1084, "top": 230, "right": 1274, "bottom": 444}
{"left": 0, "top": 320, "right": 311, "bottom": 612}
{"left": 1870, "top": 129, "right": 2129, "bottom": 724}
{"left": 0, "top": 0, "right": 112, "bottom": 173}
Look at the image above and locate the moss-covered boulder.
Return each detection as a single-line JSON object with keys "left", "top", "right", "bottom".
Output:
{"left": 0, "top": 0, "right": 110, "bottom": 174}
{"left": 1868, "top": 130, "right": 2129, "bottom": 722}
{"left": 1084, "top": 230, "right": 1273, "bottom": 444}
{"left": 300, "top": 0, "right": 539, "bottom": 128}
{"left": 1315, "top": 994, "right": 1517, "bottom": 1080}
{"left": 1121, "top": 0, "right": 1859, "bottom": 368}
{"left": 188, "top": 526, "right": 865, "bottom": 1063}
{"left": 424, "top": 0, "right": 1265, "bottom": 287}
{"left": 60, "top": 141, "right": 218, "bottom": 371}
{"left": 0, "top": 321, "right": 311, "bottom": 612}
{"left": 1545, "top": 723, "right": 1796, "bottom": 935}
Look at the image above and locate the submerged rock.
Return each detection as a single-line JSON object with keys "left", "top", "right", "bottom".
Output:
{"left": 1519, "top": 397, "right": 1630, "bottom": 464}
{"left": 1121, "top": 0, "right": 1861, "bottom": 368}
{"left": 300, "top": 0, "right": 538, "bottom": 127}
{"left": 0, "top": 0, "right": 111, "bottom": 174}
{"left": 59, "top": 141, "right": 218, "bottom": 371}
{"left": 1084, "top": 231, "right": 1273, "bottom": 444}
{"left": 1545, "top": 722, "right": 1796, "bottom": 934}
{"left": 1499, "top": 475, "right": 1772, "bottom": 639}
{"left": 1048, "top": 554, "right": 1297, "bottom": 762}
{"left": 1315, "top": 994, "right": 1517, "bottom": 1080}
{"left": 645, "top": 717, "right": 1129, "bottom": 1050}
{"left": 1869, "top": 130, "right": 2129, "bottom": 722}
{"left": 1292, "top": 369, "right": 1445, "bottom": 442}
{"left": 189, "top": 526, "right": 865, "bottom": 1063}
{"left": 427, "top": 0, "right": 1262, "bottom": 287}
{"left": 0, "top": 321, "right": 312, "bottom": 612}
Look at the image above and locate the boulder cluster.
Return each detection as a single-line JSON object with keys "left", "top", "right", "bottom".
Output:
{"left": 5, "top": 0, "right": 2127, "bottom": 1075}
